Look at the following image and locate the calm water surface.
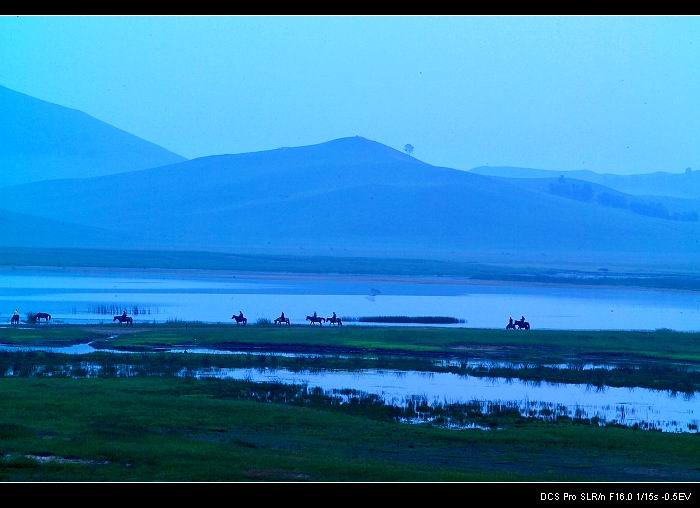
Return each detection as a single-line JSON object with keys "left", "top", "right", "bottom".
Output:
{"left": 1, "top": 268, "right": 699, "bottom": 330}
{"left": 179, "top": 366, "right": 698, "bottom": 433}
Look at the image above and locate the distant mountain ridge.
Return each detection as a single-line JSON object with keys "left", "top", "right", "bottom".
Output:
{"left": 471, "top": 166, "right": 700, "bottom": 199}
{"left": 1, "top": 136, "right": 699, "bottom": 262}
{"left": 0, "top": 85, "right": 186, "bottom": 187}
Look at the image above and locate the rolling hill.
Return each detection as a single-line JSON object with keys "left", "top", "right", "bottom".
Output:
{"left": 0, "top": 85, "right": 185, "bottom": 187}
{"left": 0, "top": 136, "right": 699, "bottom": 262}
{"left": 478, "top": 176, "right": 700, "bottom": 222}
{"left": 471, "top": 166, "right": 700, "bottom": 199}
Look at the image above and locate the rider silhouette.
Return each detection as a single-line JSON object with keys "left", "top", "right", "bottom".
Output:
{"left": 520, "top": 315, "right": 525, "bottom": 322}
{"left": 509, "top": 317, "right": 513, "bottom": 326}
{"left": 332, "top": 312, "right": 336, "bottom": 319}
{"left": 239, "top": 310, "right": 244, "bottom": 319}
{"left": 280, "top": 311, "right": 285, "bottom": 319}
{"left": 313, "top": 311, "right": 317, "bottom": 319}
{"left": 122, "top": 310, "right": 127, "bottom": 319}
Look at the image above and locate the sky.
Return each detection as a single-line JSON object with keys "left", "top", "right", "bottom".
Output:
{"left": 1, "top": 15, "right": 699, "bottom": 174}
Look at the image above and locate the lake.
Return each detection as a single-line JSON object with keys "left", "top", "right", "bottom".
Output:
{"left": 1, "top": 268, "right": 700, "bottom": 330}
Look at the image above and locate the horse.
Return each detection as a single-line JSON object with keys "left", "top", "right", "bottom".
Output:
{"left": 506, "top": 321, "right": 515, "bottom": 330}
{"left": 326, "top": 316, "right": 342, "bottom": 326}
{"left": 113, "top": 315, "right": 133, "bottom": 326}
{"left": 10, "top": 314, "right": 19, "bottom": 325}
{"left": 231, "top": 314, "right": 247, "bottom": 325}
{"left": 274, "top": 316, "right": 290, "bottom": 325}
{"left": 36, "top": 312, "right": 51, "bottom": 323}
{"left": 306, "top": 315, "right": 325, "bottom": 326}
{"left": 515, "top": 318, "right": 530, "bottom": 330}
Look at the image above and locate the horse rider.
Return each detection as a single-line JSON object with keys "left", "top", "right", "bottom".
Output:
{"left": 238, "top": 310, "right": 244, "bottom": 320}
{"left": 13, "top": 308, "right": 19, "bottom": 318}
{"left": 332, "top": 311, "right": 337, "bottom": 320}
{"left": 508, "top": 316, "right": 513, "bottom": 327}
{"left": 280, "top": 311, "right": 285, "bottom": 320}
{"left": 122, "top": 310, "right": 128, "bottom": 320}
{"left": 313, "top": 311, "right": 317, "bottom": 319}
{"left": 520, "top": 315, "right": 526, "bottom": 324}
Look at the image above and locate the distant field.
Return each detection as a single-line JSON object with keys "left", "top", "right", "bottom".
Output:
{"left": 3, "top": 246, "right": 700, "bottom": 291}
{"left": 2, "top": 323, "right": 700, "bottom": 364}
{"left": 0, "top": 377, "right": 698, "bottom": 481}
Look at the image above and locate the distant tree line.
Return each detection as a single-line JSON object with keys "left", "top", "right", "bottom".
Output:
{"left": 549, "top": 177, "right": 698, "bottom": 222}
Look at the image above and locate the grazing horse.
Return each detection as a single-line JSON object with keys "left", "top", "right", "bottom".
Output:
{"left": 326, "top": 316, "right": 342, "bottom": 326}
{"left": 10, "top": 314, "right": 19, "bottom": 325}
{"left": 274, "top": 316, "right": 290, "bottom": 325}
{"left": 306, "top": 315, "right": 325, "bottom": 326}
{"left": 231, "top": 314, "right": 247, "bottom": 325}
{"left": 36, "top": 312, "right": 51, "bottom": 322}
{"left": 515, "top": 318, "right": 530, "bottom": 330}
{"left": 113, "top": 315, "right": 133, "bottom": 326}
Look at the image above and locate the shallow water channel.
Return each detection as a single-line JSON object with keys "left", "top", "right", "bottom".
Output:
{"left": 0, "top": 342, "right": 697, "bottom": 433}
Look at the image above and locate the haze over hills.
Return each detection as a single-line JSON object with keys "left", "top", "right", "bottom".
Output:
{"left": 0, "top": 85, "right": 185, "bottom": 187}
{"left": 471, "top": 166, "right": 700, "bottom": 199}
{"left": 1, "top": 136, "right": 699, "bottom": 262}
{"left": 0, "top": 207, "right": 144, "bottom": 250}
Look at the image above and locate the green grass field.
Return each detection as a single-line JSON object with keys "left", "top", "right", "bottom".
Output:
{"left": 1, "top": 377, "right": 698, "bottom": 481}
{"left": 3, "top": 323, "right": 700, "bottom": 363}
{"left": 1, "top": 324, "right": 699, "bottom": 481}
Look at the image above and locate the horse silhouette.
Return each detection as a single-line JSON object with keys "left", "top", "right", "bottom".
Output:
{"left": 231, "top": 314, "right": 247, "bottom": 325}
{"left": 10, "top": 314, "right": 19, "bottom": 325}
{"left": 326, "top": 316, "right": 342, "bottom": 326}
{"left": 274, "top": 316, "right": 290, "bottom": 325}
{"left": 113, "top": 315, "right": 133, "bottom": 326}
{"left": 515, "top": 318, "right": 530, "bottom": 330}
{"left": 506, "top": 321, "right": 516, "bottom": 330}
{"left": 306, "top": 315, "right": 325, "bottom": 326}
{"left": 36, "top": 312, "right": 51, "bottom": 322}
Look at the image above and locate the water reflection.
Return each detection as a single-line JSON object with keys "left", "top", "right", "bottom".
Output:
{"left": 1, "top": 269, "right": 700, "bottom": 330}
{"left": 177, "top": 366, "right": 698, "bottom": 433}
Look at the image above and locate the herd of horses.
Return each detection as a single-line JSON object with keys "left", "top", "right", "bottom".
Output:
{"left": 232, "top": 313, "right": 342, "bottom": 327}
{"left": 9, "top": 311, "right": 530, "bottom": 330}
{"left": 10, "top": 312, "right": 51, "bottom": 324}
{"left": 506, "top": 317, "right": 531, "bottom": 330}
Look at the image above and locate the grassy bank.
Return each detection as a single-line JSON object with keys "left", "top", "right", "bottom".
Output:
{"left": 0, "top": 377, "right": 698, "bottom": 481}
{"left": 2, "top": 323, "right": 700, "bottom": 364}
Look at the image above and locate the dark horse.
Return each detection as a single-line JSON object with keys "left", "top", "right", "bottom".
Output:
{"left": 326, "top": 316, "right": 342, "bottom": 326}
{"left": 10, "top": 314, "right": 19, "bottom": 325}
{"left": 113, "top": 315, "right": 133, "bottom": 326}
{"left": 274, "top": 316, "right": 290, "bottom": 325}
{"left": 515, "top": 318, "right": 530, "bottom": 330}
{"left": 36, "top": 312, "right": 51, "bottom": 322}
{"left": 231, "top": 314, "right": 247, "bottom": 325}
{"left": 306, "top": 315, "right": 325, "bottom": 326}
{"left": 506, "top": 321, "right": 516, "bottom": 330}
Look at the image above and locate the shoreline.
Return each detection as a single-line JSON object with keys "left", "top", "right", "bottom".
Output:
{"left": 2, "top": 264, "right": 700, "bottom": 295}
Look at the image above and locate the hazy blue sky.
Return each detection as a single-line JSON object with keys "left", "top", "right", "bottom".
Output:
{"left": 1, "top": 16, "right": 699, "bottom": 173}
